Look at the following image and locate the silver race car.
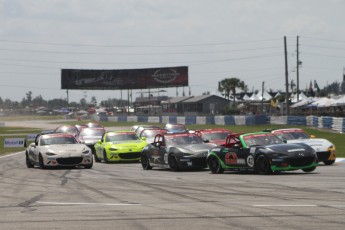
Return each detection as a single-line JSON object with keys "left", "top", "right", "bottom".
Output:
{"left": 25, "top": 132, "right": 93, "bottom": 169}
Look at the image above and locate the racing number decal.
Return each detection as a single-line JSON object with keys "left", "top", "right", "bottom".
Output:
{"left": 247, "top": 155, "right": 254, "bottom": 167}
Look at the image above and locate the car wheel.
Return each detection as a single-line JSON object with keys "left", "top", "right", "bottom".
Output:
{"left": 103, "top": 150, "right": 109, "bottom": 163}
{"left": 255, "top": 155, "right": 271, "bottom": 175}
{"left": 168, "top": 154, "right": 179, "bottom": 171}
{"left": 141, "top": 154, "right": 152, "bottom": 170}
{"left": 84, "top": 161, "right": 93, "bottom": 169}
{"left": 208, "top": 156, "right": 224, "bottom": 174}
{"left": 323, "top": 160, "right": 335, "bottom": 165}
{"left": 25, "top": 152, "right": 34, "bottom": 168}
{"left": 302, "top": 166, "right": 316, "bottom": 172}
{"left": 94, "top": 152, "right": 101, "bottom": 163}
{"left": 38, "top": 153, "right": 46, "bottom": 169}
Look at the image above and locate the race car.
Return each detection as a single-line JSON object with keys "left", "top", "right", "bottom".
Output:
{"left": 94, "top": 131, "right": 147, "bottom": 162}
{"left": 194, "top": 128, "right": 231, "bottom": 146}
{"left": 25, "top": 132, "right": 93, "bottom": 169}
{"left": 268, "top": 128, "right": 336, "bottom": 165}
{"left": 164, "top": 123, "right": 189, "bottom": 134}
{"left": 207, "top": 132, "right": 318, "bottom": 175}
{"left": 75, "top": 127, "right": 106, "bottom": 155}
{"left": 138, "top": 128, "right": 168, "bottom": 144}
{"left": 141, "top": 133, "right": 217, "bottom": 171}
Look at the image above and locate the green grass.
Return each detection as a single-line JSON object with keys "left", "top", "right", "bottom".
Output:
{"left": 0, "top": 127, "right": 43, "bottom": 155}
{"left": 1, "top": 122, "right": 344, "bottom": 158}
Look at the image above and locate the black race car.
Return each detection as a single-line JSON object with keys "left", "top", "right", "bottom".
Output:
{"left": 141, "top": 133, "right": 217, "bottom": 171}
{"left": 207, "top": 132, "right": 319, "bottom": 175}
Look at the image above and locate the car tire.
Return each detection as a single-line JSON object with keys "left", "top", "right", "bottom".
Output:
{"left": 168, "top": 154, "right": 179, "bottom": 171}
{"left": 302, "top": 166, "right": 316, "bottom": 172}
{"left": 103, "top": 150, "right": 109, "bottom": 163}
{"left": 208, "top": 156, "right": 224, "bottom": 174}
{"left": 38, "top": 153, "right": 46, "bottom": 169}
{"left": 323, "top": 160, "right": 335, "bottom": 165}
{"left": 84, "top": 161, "right": 93, "bottom": 169}
{"left": 255, "top": 155, "right": 271, "bottom": 175}
{"left": 141, "top": 154, "right": 152, "bottom": 170}
{"left": 25, "top": 152, "right": 34, "bottom": 168}
{"left": 94, "top": 152, "right": 101, "bottom": 163}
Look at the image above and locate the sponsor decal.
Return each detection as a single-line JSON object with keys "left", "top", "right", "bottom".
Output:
{"left": 187, "top": 162, "right": 193, "bottom": 166}
{"left": 250, "top": 147, "right": 256, "bottom": 154}
{"left": 225, "top": 152, "right": 237, "bottom": 164}
{"left": 247, "top": 155, "right": 255, "bottom": 167}
{"left": 4, "top": 138, "right": 25, "bottom": 148}
{"left": 287, "top": 148, "right": 305, "bottom": 152}
{"left": 212, "top": 148, "right": 221, "bottom": 152}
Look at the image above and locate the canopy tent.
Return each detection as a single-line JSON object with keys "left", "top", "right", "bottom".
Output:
{"left": 290, "top": 92, "right": 308, "bottom": 103}
{"left": 290, "top": 97, "right": 315, "bottom": 108}
{"left": 330, "top": 95, "right": 345, "bottom": 106}
{"left": 308, "top": 97, "right": 336, "bottom": 108}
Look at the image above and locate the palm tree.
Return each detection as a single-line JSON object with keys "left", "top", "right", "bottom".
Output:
{"left": 218, "top": 78, "right": 246, "bottom": 107}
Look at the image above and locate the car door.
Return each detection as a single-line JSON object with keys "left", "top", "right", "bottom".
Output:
{"left": 149, "top": 134, "right": 167, "bottom": 166}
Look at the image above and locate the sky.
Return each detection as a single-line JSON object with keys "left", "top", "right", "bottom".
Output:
{"left": 0, "top": 0, "right": 345, "bottom": 104}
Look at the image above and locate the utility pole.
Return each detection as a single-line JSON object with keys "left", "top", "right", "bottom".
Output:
{"left": 296, "top": 36, "right": 300, "bottom": 102}
{"left": 261, "top": 81, "right": 265, "bottom": 113}
{"left": 284, "top": 36, "right": 290, "bottom": 115}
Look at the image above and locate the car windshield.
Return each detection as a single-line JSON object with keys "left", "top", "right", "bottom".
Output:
{"left": 274, "top": 130, "right": 310, "bottom": 140}
{"left": 165, "top": 125, "right": 187, "bottom": 133}
{"left": 141, "top": 129, "right": 167, "bottom": 138}
{"left": 202, "top": 132, "right": 229, "bottom": 140}
{"left": 165, "top": 134, "right": 203, "bottom": 145}
{"left": 243, "top": 134, "right": 283, "bottom": 147}
{"left": 106, "top": 133, "right": 139, "bottom": 142}
{"left": 79, "top": 128, "right": 105, "bottom": 137}
{"left": 41, "top": 136, "right": 77, "bottom": 145}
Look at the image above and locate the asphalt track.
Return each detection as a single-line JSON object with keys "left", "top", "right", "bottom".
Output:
{"left": 1, "top": 120, "right": 345, "bottom": 229}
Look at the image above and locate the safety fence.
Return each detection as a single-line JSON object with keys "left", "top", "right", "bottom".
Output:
{"left": 95, "top": 114, "right": 345, "bottom": 133}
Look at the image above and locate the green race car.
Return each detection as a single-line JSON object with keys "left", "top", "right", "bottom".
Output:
{"left": 94, "top": 131, "right": 147, "bottom": 163}
{"left": 207, "top": 132, "right": 318, "bottom": 174}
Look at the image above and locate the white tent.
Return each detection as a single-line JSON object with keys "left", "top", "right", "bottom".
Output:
{"left": 290, "top": 92, "right": 308, "bottom": 103}
{"left": 290, "top": 97, "right": 315, "bottom": 108}
{"left": 242, "top": 94, "right": 250, "bottom": 101}
{"left": 248, "top": 90, "right": 271, "bottom": 101}
{"left": 330, "top": 95, "right": 345, "bottom": 106}
{"left": 309, "top": 97, "right": 336, "bottom": 108}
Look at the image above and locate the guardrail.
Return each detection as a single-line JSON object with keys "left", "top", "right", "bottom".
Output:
{"left": 94, "top": 114, "right": 345, "bottom": 133}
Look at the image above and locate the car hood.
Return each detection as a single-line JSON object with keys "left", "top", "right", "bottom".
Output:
{"left": 40, "top": 144, "right": 90, "bottom": 155}
{"left": 286, "top": 138, "right": 333, "bottom": 151}
{"left": 175, "top": 143, "right": 217, "bottom": 153}
{"left": 209, "top": 139, "right": 226, "bottom": 146}
{"left": 81, "top": 136, "right": 102, "bottom": 144}
{"left": 109, "top": 140, "right": 146, "bottom": 148}
{"left": 260, "top": 143, "right": 315, "bottom": 156}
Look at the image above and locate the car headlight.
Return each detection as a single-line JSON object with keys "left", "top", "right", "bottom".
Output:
{"left": 82, "top": 149, "right": 90, "bottom": 154}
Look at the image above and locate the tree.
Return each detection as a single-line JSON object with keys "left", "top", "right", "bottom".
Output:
{"left": 218, "top": 78, "right": 246, "bottom": 107}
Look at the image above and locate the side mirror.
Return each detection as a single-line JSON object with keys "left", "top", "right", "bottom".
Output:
{"left": 30, "top": 143, "right": 36, "bottom": 147}
{"left": 203, "top": 139, "right": 209, "bottom": 143}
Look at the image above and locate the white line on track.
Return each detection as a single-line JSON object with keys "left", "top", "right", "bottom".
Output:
{"left": 253, "top": 205, "right": 317, "bottom": 207}
{"left": 36, "top": 201, "right": 141, "bottom": 206}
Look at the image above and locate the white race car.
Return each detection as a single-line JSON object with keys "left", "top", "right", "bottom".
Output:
{"left": 25, "top": 132, "right": 93, "bottom": 169}
{"left": 270, "top": 128, "right": 336, "bottom": 165}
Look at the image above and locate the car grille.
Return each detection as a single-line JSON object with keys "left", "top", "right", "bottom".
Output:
{"left": 316, "top": 151, "right": 331, "bottom": 161}
{"left": 289, "top": 156, "right": 315, "bottom": 167}
{"left": 191, "top": 158, "right": 207, "bottom": 168}
{"left": 56, "top": 157, "right": 83, "bottom": 165}
{"left": 119, "top": 152, "right": 141, "bottom": 159}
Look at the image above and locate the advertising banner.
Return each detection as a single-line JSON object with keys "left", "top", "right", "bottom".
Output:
{"left": 4, "top": 138, "right": 25, "bottom": 148}
{"left": 61, "top": 66, "right": 188, "bottom": 90}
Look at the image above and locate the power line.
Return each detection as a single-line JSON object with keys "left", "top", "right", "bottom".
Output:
{"left": 0, "top": 38, "right": 282, "bottom": 48}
